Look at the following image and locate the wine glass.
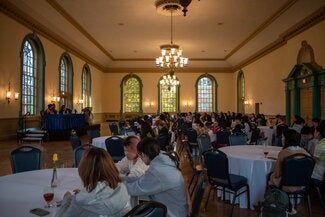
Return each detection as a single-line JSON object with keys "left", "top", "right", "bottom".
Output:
{"left": 43, "top": 186, "right": 54, "bottom": 208}
{"left": 263, "top": 142, "right": 269, "bottom": 158}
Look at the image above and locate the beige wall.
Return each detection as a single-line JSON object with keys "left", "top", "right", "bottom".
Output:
{"left": 241, "top": 20, "right": 325, "bottom": 115}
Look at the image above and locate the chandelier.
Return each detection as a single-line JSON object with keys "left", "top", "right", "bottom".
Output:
{"left": 160, "top": 70, "right": 179, "bottom": 90}
{"left": 155, "top": 4, "right": 188, "bottom": 69}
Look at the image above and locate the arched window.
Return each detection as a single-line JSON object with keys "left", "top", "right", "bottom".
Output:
{"left": 237, "top": 70, "right": 245, "bottom": 114}
{"left": 196, "top": 74, "right": 218, "bottom": 112}
{"left": 20, "top": 34, "right": 45, "bottom": 115}
{"left": 81, "top": 64, "right": 91, "bottom": 109}
{"left": 59, "top": 53, "right": 73, "bottom": 109}
{"left": 121, "top": 74, "right": 142, "bottom": 113}
{"left": 159, "top": 78, "right": 179, "bottom": 113}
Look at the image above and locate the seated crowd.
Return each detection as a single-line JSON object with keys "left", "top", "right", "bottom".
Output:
{"left": 56, "top": 111, "right": 324, "bottom": 217}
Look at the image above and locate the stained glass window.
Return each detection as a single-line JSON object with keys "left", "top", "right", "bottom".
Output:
{"left": 22, "top": 40, "right": 36, "bottom": 115}
{"left": 82, "top": 65, "right": 91, "bottom": 108}
{"left": 197, "top": 77, "right": 213, "bottom": 112}
{"left": 160, "top": 83, "right": 178, "bottom": 113}
{"left": 59, "top": 55, "right": 73, "bottom": 108}
{"left": 124, "top": 77, "right": 140, "bottom": 112}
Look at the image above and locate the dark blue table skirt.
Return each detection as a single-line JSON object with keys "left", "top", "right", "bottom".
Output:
{"left": 43, "top": 114, "right": 86, "bottom": 130}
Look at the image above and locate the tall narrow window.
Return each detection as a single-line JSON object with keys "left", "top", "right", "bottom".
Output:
{"left": 20, "top": 34, "right": 45, "bottom": 116}
{"left": 196, "top": 74, "right": 217, "bottom": 112}
{"left": 22, "top": 41, "right": 36, "bottom": 115}
{"left": 81, "top": 64, "right": 91, "bottom": 109}
{"left": 59, "top": 53, "right": 73, "bottom": 109}
{"left": 237, "top": 71, "right": 245, "bottom": 114}
{"left": 122, "top": 75, "right": 141, "bottom": 113}
{"left": 196, "top": 74, "right": 218, "bottom": 112}
{"left": 159, "top": 81, "right": 179, "bottom": 113}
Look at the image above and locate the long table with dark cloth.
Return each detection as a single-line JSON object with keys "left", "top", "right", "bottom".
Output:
{"left": 43, "top": 114, "right": 87, "bottom": 140}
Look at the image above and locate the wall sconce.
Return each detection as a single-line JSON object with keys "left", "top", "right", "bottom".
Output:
{"left": 51, "top": 91, "right": 60, "bottom": 103}
{"left": 6, "top": 81, "right": 19, "bottom": 103}
{"left": 184, "top": 100, "right": 193, "bottom": 111}
{"left": 146, "top": 101, "right": 155, "bottom": 107}
{"left": 244, "top": 100, "right": 249, "bottom": 105}
{"left": 51, "top": 96, "right": 60, "bottom": 103}
{"left": 77, "top": 99, "right": 84, "bottom": 106}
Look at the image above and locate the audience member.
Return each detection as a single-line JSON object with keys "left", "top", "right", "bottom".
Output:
{"left": 300, "top": 126, "right": 318, "bottom": 155}
{"left": 115, "top": 136, "right": 148, "bottom": 182}
{"left": 125, "top": 137, "right": 188, "bottom": 217}
{"left": 291, "top": 115, "right": 305, "bottom": 133}
{"left": 311, "top": 122, "right": 325, "bottom": 181}
{"left": 275, "top": 115, "right": 288, "bottom": 146}
{"left": 269, "top": 129, "right": 310, "bottom": 192}
{"left": 139, "top": 121, "right": 155, "bottom": 139}
{"left": 56, "top": 147, "right": 132, "bottom": 217}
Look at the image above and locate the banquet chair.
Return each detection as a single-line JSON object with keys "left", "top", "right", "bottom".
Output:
{"left": 122, "top": 201, "right": 167, "bottom": 217}
{"left": 249, "top": 127, "right": 261, "bottom": 145}
{"left": 109, "top": 123, "right": 119, "bottom": 135}
{"left": 11, "top": 145, "right": 41, "bottom": 173}
{"left": 74, "top": 144, "right": 93, "bottom": 167}
{"left": 70, "top": 134, "right": 82, "bottom": 150}
{"left": 280, "top": 153, "right": 315, "bottom": 217}
{"left": 186, "top": 128, "right": 199, "bottom": 155}
{"left": 197, "top": 134, "right": 212, "bottom": 157}
{"left": 214, "top": 130, "right": 230, "bottom": 148}
{"left": 203, "top": 150, "right": 250, "bottom": 216}
{"left": 228, "top": 134, "right": 247, "bottom": 146}
{"left": 87, "top": 128, "right": 100, "bottom": 144}
{"left": 185, "top": 144, "right": 204, "bottom": 196}
{"left": 120, "top": 127, "right": 136, "bottom": 136}
{"left": 190, "top": 174, "right": 205, "bottom": 217}
{"left": 105, "top": 136, "right": 125, "bottom": 163}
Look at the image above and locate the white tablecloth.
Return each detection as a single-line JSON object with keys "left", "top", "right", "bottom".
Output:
{"left": 258, "top": 126, "right": 275, "bottom": 146}
{"left": 92, "top": 135, "right": 126, "bottom": 150}
{"left": 219, "top": 145, "right": 282, "bottom": 209}
{"left": 0, "top": 168, "right": 82, "bottom": 217}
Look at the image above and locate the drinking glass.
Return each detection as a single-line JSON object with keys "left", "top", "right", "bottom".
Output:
{"left": 263, "top": 142, "right": 269, "bottom": 158}
{"left": 43, "top": 186, "right": 54, "bottom": 208}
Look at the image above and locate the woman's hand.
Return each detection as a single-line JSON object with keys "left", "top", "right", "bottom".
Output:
{"left": 73, "top": 189, "right": 81, "bottom": 194}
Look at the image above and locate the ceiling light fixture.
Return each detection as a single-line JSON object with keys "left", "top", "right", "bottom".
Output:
{"left": 159, "top": 70, "right": 179, "bottom": 90}
{"left": 155, "top": 3, "right": 188, "bottom": 70}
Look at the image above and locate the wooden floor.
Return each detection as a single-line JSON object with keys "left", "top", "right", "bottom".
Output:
{"left": 0, "top": 123, "right": 324, "bottom": 217}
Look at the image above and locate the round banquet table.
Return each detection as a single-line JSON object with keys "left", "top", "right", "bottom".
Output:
{"left": 219, "top": 145, "right": 282, "bottom": 209}
{"left": 0, "top": 168, "right": 82, "bottom": 217}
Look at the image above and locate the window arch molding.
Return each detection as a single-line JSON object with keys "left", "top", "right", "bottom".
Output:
{"left": 195, "top": 74, "right": 218, "bottom": 112}
{"left": 58, "top": 52, "right": 74, "bottom": 109}
{"left": 157, "top": 76, "right": 180, "bottom": 114}
{"left": 19, "top": 33, "right": 46, "bottom": 116}
{"left": 119, "top": 73, "right": 143, "bottom": 116}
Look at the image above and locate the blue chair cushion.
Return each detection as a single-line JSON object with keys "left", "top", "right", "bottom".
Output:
{"left": 229, "top": 174, "right": 247, "bottom": 190}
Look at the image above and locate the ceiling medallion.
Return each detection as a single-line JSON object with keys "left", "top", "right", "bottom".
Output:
{"left": 155, "top": 0, "right": 192, "bottom": 16}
